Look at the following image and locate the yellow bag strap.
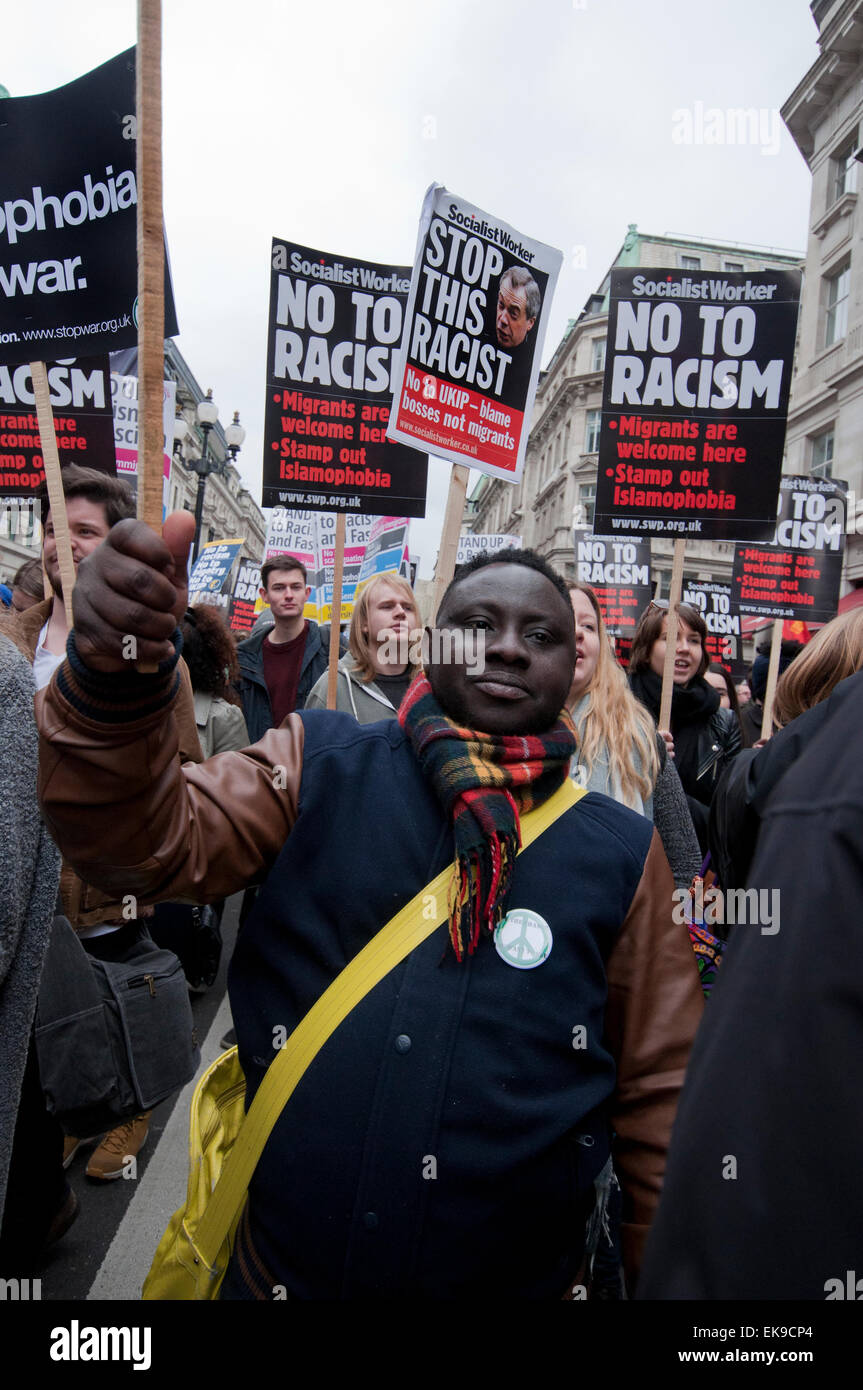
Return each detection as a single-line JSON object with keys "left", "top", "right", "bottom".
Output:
{"left": 195, "top": 777, "right": 587, "bottom": 1265}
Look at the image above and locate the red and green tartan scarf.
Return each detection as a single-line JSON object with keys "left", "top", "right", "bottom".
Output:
{"left": 399, "top": 672, "right": 577, "bottom": 961}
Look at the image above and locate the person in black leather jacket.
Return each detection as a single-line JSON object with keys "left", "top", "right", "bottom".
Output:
{"left": 629, "top": 601, "right": 741, "bottom": 853}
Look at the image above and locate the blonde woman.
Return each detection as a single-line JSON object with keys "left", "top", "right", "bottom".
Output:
{"left": 305, "top": 573, "right": 421, "bottom": 723}
{"left": 568, "top": 583, "right": 701, "bottom": 889}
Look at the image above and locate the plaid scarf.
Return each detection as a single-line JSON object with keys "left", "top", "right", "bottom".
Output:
{"left": 399, "top": 672, "right": 576, "bottom": 961}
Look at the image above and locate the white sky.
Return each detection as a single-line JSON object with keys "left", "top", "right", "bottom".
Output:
{"left": 3, "top": 0, "right": 821, "bottom": 575}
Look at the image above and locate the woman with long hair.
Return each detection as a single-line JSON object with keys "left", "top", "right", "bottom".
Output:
{"left": 567, "top": 583, "right": 700, "bottom": 889}
{"left": 774, "top": 606, "right": 863, "bottom": 725}
{"left": 181, "top": 604, "right": 249, "bottom": 757}
{"left": 628, "top": 600, "right": 741, "bottom": 851}
{"left": 305, "top": 573, "right": 421, "bottom": 722}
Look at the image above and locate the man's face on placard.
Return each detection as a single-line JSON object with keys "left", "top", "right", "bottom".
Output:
{"left": 428, "top": 563, "right": 575, "bottom": 735}
{"left": 496, "top": 278, "right": 536, "bottom": 349}
{"left": 260, "top": 566, "right": 310, "bottom": 621}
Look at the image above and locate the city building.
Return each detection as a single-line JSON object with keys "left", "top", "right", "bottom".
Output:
{"left": 782, "top": 0, "right": 863, "bottom": 593}
{"left": 464, "top": 226, "right": 803, "bottom": 595}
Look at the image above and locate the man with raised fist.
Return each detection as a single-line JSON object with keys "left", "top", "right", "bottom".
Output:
{"left": 36, "top": 514, "right": 701, "bottom": 1301}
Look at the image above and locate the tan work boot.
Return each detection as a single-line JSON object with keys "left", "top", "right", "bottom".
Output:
{"left": 85, "top": 1112, "right": 151, "bottom": 1181}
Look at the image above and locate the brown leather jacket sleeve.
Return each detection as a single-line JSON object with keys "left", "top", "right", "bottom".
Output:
{"left": 37, "top": 668, "right": 303, "bottom": 908}
{"left": 604, "top": 830, "right": 703, "bottom": 1292}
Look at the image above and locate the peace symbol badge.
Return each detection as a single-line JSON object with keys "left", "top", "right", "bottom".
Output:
{"left": 494, "top": 909, "right": 553, "bottom": 970}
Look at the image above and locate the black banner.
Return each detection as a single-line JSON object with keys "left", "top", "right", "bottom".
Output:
{"left": 593, "top": 267, "right": 801, "bottom": 541}
{"left": 0, "top": 48, "right": 177, "bottom": 366}
{"left": 731, "top": 476, "right": 846, "bottom": 623}
{"left": 0, "top": 355, "right": 115, "bottom": 494}
{"left": 573, "top": 529, "right": 651, "bottom": 635}
{"left": 263, "top": 239, "right": 428, "bottom": 516}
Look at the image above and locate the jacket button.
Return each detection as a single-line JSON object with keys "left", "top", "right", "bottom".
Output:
{"left": 394, "top": 1034, "right": 411, "bottom": 1054}
{"left": 363, "top": 1211, "right": 378, "bottom": 1230}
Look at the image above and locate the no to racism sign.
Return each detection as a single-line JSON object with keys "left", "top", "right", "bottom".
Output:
{"left": 387, "top": 185, "right": 562, "bottom": 482}
{"left": 731, "top": 476, "right": 846, "bottom": 623}
{"left": 0, "top": 48, "right": 177, "bottom": 366}
{"left": 573, "top": 530, "right": 652, "bottom": 635}
{"left": 593, "top": 267, "right": 801, "bottom": 540}
{"left": 263, "top": 239, "right": 428, "bottom": 516}
{"left": 681, "top": 579, "right": 741, "bottom": 671}
{"left": 0, "top": 356, "right": 115, "bottom": 495}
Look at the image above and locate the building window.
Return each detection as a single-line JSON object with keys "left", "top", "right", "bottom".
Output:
{"left": 811, "top": 428, "right": 835, "bottom": 478}
{"left": 591, "top": 338, "right": 605, "bottom": 372}
{"left": 577, "top": 482, "right": 596, "bottom": 528}
{"left": 724, "top": 260, "right": 744, "bottom": 272}
{"left": 584, "top": 409, "right": 601, "bottom": 454}
{"left": 825, "top": 263, "right": 850, "bottom": 346}
{"left": 831, "top": 135, "right": 858, "bottom": 204}
{"left": 680, "top": 255, "right": 701, "bottom": 270}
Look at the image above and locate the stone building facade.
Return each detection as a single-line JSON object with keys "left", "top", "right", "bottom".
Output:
{"left": 782, "top": 0, "right": 863, "bottom": 589}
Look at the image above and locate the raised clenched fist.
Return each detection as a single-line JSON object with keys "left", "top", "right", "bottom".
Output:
{"left": 72, "top": 511, "right": 196, "bottom": 672}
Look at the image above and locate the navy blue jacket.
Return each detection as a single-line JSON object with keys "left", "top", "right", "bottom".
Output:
{"left": 223, "top": 711, "right": 698, "bottom": 1300}
{"left": 236, "top": 621, "right": 341, "bottom": 741}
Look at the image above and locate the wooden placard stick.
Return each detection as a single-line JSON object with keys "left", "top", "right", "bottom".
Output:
{"left": 431, "top": 463, "right": 470, "bottom": 620}
{"left": 30, "top": 360, "right": 75, "bottom": 631}
{"left": 326, "top": 512, "right": 346, "bottom": 709}
{"left": 136, "top": 0, "right": 165, "bottom": 534}
{"left": 760, "top": 618, "right": 783, "bottom": 740}
{"left": 658, "top": 537, "right": 686, "bottom": 732}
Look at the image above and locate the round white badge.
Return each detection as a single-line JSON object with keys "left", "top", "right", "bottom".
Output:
{"left": 494, "top": 909, "right": 553, "bottom": 970}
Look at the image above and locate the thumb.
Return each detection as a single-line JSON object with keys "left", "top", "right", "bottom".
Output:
{"left": 161, "top": 510, "right": 196, "bottom": 619}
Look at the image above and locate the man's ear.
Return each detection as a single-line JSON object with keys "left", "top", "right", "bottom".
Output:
{"left": 259, "top": 586, "right": 268, "bottom": 602}
{"left": 526, "top": 317, "right": 536, "bottom": 334}
{"left": 304, "top": 585, "right": 311, "bottom": 600}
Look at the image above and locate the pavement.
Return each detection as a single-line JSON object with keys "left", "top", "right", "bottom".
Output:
{"left": 37, "top": 893, "right": 241, "bottom": 1302}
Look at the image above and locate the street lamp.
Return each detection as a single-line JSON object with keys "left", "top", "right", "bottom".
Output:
{"left": 186, "top": 389, "right": 243, "bottom": 561}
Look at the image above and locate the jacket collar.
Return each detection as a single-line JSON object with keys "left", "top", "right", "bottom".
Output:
{"left": 8, "top": 597, "right": 54, "bottom": 662}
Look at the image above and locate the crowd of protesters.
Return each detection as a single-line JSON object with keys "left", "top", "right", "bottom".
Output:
{"left": 1, "top": 482, "right": 862, "bottom": 1301}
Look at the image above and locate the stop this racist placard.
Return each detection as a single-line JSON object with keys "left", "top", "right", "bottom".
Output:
{"left": 387, "top": 185, "right": 562, "bottom": 482}
{"left": 731, "top": 476, "right": 846, "bottom": 622}
{"left": 573, "top": 530, "right": 652, "bottom": 635}
{"left": 593, "top": 267, "right": 801, "bottom": 540}
{"left": 681, "top": 580, "right": 741, "bottom": 671}
{"left": 0, "top": 356, "right": 115, "bottom": 494}
{"left": 0, "top": 48, "right": 177, "bottom": 367}
{"left": 263, "top": 239, "right": 428, "bottom": 516}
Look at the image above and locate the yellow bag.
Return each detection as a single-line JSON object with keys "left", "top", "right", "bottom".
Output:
{"left": 142, "top": 779, "right": 583, "bottom": 1300}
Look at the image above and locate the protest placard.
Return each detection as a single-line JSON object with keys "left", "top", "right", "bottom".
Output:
{"left": 456, "top": 533, "right": 522, "bottom": 565}
{"left": 188, "top": 538, "right": 244, "bottom": 611}
{"left": 0, "top": 48, "right": 177, "bottom": 368}
{"left": 573, "top": 530, "right": 652, "bottom": 635}
{"left": 228, "top": 560, "right": 262, "bottom": 636}
{"left": 0, "top": 356, "right": 115, "bottom": 494}
{"left": 356, "top": 515, "right": 410, "bottom": 595}
{"left": 681, "top": 579, "right": 741, "bottom": 671}
{"left": 110, "top": 370, "right": 174, "bottom": 510}
{"left": 263, "top": 239, "right": 428, "bottom": 516}
{"left": 264, "top": 508, "right": 320, "bottom": 617}
{"left": 592, "top": 267, "right": 801, "bottom": 540}
{"left": 387, "top": 185, "right": 562, "bottom": 483}
{"left": 731, "top": 476, "right": 846, "bottom": 623}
